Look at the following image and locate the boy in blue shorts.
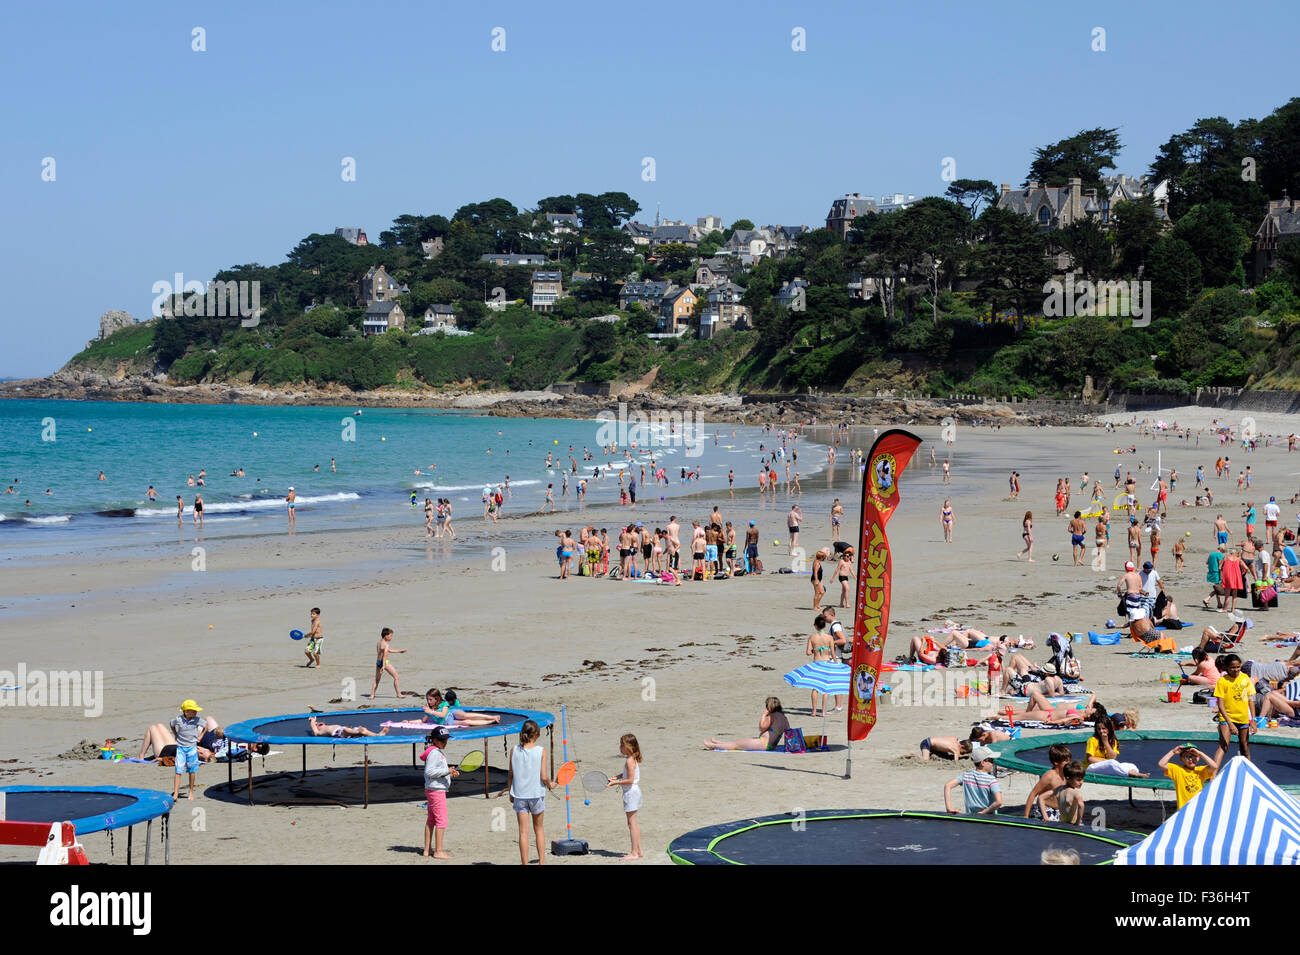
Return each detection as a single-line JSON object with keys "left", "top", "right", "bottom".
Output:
{"left": 171, "top": 699, "right": 206, "bottom": 801}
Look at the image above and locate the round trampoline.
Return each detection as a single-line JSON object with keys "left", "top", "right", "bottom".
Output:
{"left": 993, "top": 730, "right": 1300, "bottom": 811}
{"left": 668, "top": 810, "right": 1143, "bottom": 865}
{"left": 0, "top": 785, "right": 173, "bottom": 864}
{"left": 223, "top": 707, "right": 556, "bottom": 806}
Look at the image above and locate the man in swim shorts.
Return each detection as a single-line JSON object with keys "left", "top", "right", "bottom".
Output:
{"left": 1214, "top": 514, "right": 1230, "bottom": 547}
{"left": 1068, "top": 511, "right": 1087, "bottom": 565}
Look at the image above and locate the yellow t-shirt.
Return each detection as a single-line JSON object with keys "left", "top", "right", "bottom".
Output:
{"left": 1214, "top": 674, "right": 1256, "bottom": 725}
{"left": 1164, "top": 763, "right": 1213, "bottom": 808}
{"left": 1086, "top": 737, "right": 1119, "bottom": 761}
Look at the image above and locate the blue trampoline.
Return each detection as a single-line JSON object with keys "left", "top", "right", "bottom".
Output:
{"left": 0, "top": 785, "right": 173, "bottom": 864}
{"left": 223, "top": 707, "right": 556, "bottom": 806}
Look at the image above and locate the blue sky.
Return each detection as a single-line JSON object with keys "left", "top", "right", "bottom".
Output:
{"left": 1, "top": 0, "right": 1296, "bottom": 377}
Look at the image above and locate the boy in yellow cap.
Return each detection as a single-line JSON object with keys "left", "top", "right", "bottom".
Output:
{"left": 171, "top": 700, "right": 205, "bottom": 800}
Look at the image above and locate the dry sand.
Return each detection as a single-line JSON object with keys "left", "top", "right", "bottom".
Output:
{"left": 3, "top": 419, "right": 1298, "bottom": 864}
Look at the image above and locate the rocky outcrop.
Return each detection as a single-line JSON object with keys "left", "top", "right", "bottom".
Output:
{"left": 0, "top": 373, "right": 1099, "bottom": 427}
{"left": 90, "top": 310, "right": 136, "bottom": 347}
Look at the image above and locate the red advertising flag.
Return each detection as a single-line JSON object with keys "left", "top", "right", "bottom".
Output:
{"left": 848, "top": 429, "right": 922, "bottom": 742}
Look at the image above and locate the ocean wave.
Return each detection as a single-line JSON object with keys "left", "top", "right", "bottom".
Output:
{"left": 412, "top": 479, "right": 541, "bottom": 492}
{"left": 23, "top": 514, "right": 72, "bottom": 524}
{"left": 135, "top": 491, "right": 361, "bottom": 517}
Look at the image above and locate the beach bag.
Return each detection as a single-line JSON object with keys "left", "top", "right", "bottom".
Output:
{"left": 783, "top": 728, "right": 807, "bottom": 754}
{"left": 1193, "top": 687, "right": 1213, "bottom": 706}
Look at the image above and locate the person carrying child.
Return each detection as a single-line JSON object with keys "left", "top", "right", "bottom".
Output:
{"left": 421, "top": 726, "right": 459, "bottom": 859}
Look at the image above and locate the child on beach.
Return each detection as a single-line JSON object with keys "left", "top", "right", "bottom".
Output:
{"left": 368, "top": 627, "right": 407, "bottom": 700}
{"left": 171, "top": 699, "right": 206, "bottom": 801}
{"left": 1157, "top": 743, "right": 1217, "bottom": 809}
{"left": 1052, "top": 760, "right": 1087, "bottom": 824}
{"left": 605, "top": 734, "right": 643, "bottom": 860}
{"left": 1212, "top": 654, "right": 1256, "bottom": 764}
{"left": 1022, "top": 743, "right": 1072, "bottom": 820}
{"left": 421, "top": 727, "right": 459, "bottom": 859}
{"left": 303, "top": 606, "right": 323, "bottom": 668}
{"left": 943, "top": 745, "right": 1002, "bottom": 815}
{"left": 498, "top": 719, "right": 556, "bottom": 865}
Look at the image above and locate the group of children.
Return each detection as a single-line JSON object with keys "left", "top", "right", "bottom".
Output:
{"left": 937, "top": 653, "right": 1261, "bottom": 819}
{"left": 419, "top": 718, "right": 646, "bottom": 864}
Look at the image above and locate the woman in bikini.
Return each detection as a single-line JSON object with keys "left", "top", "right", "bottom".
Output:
{"left": 941, "top": 499, "right": 954, "bottom": 543}
{"left": 810, "top": 550, "right": 827, "bottom": 612}
{"left": 1018, "top": 511, "right": 1034, "bottom": 561}
{"left": 805, "top": 614, "right": 842, "bottom": 715}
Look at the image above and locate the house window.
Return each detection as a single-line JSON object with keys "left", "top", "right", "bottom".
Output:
{"left": 1038, "top": 206, "right": 1051, "bottom": 225}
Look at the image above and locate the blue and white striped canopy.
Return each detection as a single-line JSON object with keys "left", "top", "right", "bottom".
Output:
{"left": 1115, "top": 756, "right": 1300, "bottom": 865}
{"left": 782, "top": 661, "right": 852, "bottom": 695}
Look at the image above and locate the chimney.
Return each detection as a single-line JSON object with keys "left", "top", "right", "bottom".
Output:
{"left": 1001, "top": 183, "right": 1010, "bottom": 195}
{"left": 1068, "top": 177, "right": 1082, "bottom": 191}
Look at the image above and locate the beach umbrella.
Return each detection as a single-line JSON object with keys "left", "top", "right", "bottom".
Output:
{"left": 1114, "top": 756, "right": 1300, "bottom": 865}
{"left": 783, "top": 661, "right": 851, "bottom": 744}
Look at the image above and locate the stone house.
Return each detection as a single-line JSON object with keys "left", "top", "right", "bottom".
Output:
{"left": 531, "top": 271, "right": 563, "bottom": 312}
{"left": 334, "top": 227, "right": 368, "bottom": 245}
{"left": 1254, "top": 196, "right": 1300, "bottom": 280}
{"left": 363, "top": 301, "right": 405, "bottom": 336}
{"left": 360, "top": 265, "right": 408, "bottom": 305}
{"left": 825, "top": 194, "right": 878, "bottom": 239}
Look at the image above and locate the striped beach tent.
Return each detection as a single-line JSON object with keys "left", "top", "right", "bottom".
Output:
{"left": 1115, "top": 756, "right": 1300, "bottom": 865}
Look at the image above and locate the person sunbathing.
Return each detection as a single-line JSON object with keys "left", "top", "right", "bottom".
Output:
{"left": 308, "top": 716, "right": 388, "bottom": 738}
{"left": 135, "top": 718, "right": 268, "bottom": 761}
{"left": 942, "top": 627, "right": 992, "bottom": 650}
{"left": 703, "top": 696, "right": 790, "bottom": 751}
{"left": 1004, "top": 654, "right": 1066, "bottom": 697}
{"left": 1195, "top": 615, "right": 1249, "bottom": 654}
{"left": 905, "top": 634, "right": 949, "bottom": 665}
{"left": 1003, "top": 694, "right": 1100, "bottom": 725}
{"left": 436, "top": 690, "right": 504, "bottom": 727}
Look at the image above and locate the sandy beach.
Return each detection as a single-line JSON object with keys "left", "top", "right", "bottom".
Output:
{"left": 4, "top": 417, "right": 1298, "bottom": 865}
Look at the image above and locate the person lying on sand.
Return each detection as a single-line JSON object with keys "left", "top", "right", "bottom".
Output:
{"left": 308, "top": 716, "right": 388, "bottom": 738}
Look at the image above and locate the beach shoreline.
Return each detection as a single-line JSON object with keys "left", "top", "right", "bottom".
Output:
{"left": 5, "top": 417, "right": 1299, "bottom": 865}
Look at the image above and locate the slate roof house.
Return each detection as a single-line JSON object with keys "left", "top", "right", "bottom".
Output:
{"left": 619, "top": 280, "right": 671, "bottom": 311}
{"left": 825, "top": 194, "right": 878, "bottom": 238}
{"left": 363, "top": 301, "right": 405, "bottom": 336}
{"left": 360, "top": 265, "right": 408, "bottom": 304}
{"left": 1254, "top": 196, "right": 1300, "bottom": 280}
{"left": 334, "top": 227, "right": 368, "bottom": 245}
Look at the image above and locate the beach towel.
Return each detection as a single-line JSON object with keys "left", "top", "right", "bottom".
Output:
{"left": 1127, "top": 651, "right": 1194, "bottom": 659}
{"left": 989, "top": 719, "right": 1091, "bottom": 731}
{"left": 882, "top": 662, "right": 939, "bottom": 672}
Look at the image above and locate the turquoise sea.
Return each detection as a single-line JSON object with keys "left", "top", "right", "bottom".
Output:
{"left": 0, "top": 399, "right": 823, "bottom": 553}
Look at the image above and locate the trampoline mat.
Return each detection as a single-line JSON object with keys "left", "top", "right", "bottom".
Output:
{"left": 0, "top": 787, "right": 173, "bottom": 834}
{"left": 3, "top": 790, "right": 135, "bottom": 823}
{"left": 249, "top": 709, "right": 531, "bottom": 741}
{"left": 683, "top": 814, "right": 1136, "bottom": 865}
{"left": 1013, "top": 738, "right": 1300, "bottom": 786}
